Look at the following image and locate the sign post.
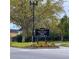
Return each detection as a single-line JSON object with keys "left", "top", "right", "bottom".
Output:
{"left": 30, "top": 0, "right": 38, "bottom": 42}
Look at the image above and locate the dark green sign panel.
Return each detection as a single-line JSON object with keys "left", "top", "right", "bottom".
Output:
{"left": 35, "top": 28, "right": 49, "bottom": 36}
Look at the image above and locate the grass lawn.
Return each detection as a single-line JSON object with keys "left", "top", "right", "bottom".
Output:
{"left": 53, "top": 41, "right": 69, "bottom": 47}
{"left": 60, "top": 41, "right": 69, "bottom": 47}
{"left": 10, "top": 42, "right": 32, "bottom": 48}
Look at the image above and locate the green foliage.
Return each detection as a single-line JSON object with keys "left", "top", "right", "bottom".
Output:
{"left": 10, "top": 0, "right": 63, "bottom": 30}
{"left": 58, "top": 15, "right": 69, "bottom": 40}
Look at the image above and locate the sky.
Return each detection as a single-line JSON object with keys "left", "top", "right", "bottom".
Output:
{"left": 10, "top": 0, "right": 69, "bottom": 30}
{"left": 63, "top": 0, "right": 69, "bottom": 16}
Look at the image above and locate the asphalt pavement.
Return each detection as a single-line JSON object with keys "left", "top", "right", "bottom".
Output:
{"left": 10, "top": 47, "right": 69, "bottom": 59}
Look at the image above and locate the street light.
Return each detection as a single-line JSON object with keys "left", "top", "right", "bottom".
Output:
{"left": 30, "top": 0, "right": 38, "bottom": 42}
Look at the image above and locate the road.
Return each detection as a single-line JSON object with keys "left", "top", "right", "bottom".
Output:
{"left": 10, "top": 47, "right": 69, "bottom": 59}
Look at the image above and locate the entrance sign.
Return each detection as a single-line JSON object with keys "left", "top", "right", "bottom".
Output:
{"left": 35, "top": 28, "right": 49, "bottom": 36}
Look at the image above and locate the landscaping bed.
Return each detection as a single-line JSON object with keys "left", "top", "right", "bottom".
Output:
{"left": 10, "top": 42, "right": 59, "bottom": 48}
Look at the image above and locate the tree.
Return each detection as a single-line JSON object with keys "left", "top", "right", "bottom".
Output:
{"left": 10, "top": 0, "right": 64, "bottom": 42}
{"left": 58, "top": 15, "right": 69, "bottom": 41}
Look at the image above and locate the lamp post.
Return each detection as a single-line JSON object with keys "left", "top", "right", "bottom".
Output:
{"left": 30, "top": 0, "right": 38, "bottom": 42}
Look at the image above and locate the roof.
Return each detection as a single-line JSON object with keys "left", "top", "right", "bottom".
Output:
{"left": 10, "top": 29, "right": 21, "bottom": 33}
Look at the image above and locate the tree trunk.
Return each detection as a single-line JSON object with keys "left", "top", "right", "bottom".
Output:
{"left": 26, "top": 28, "right": 28, "bottom": 41}
{"left": 22, "top": 29, "right": 29, "bottom": 42}
{"left": 61, "top": 35, "right": 63, "bottom": 41}
{"left": 22, "top": 35, "right": 26, "bottom": 42}
{"left": 22, "top": 29, "right": 26, "bottom": 42}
